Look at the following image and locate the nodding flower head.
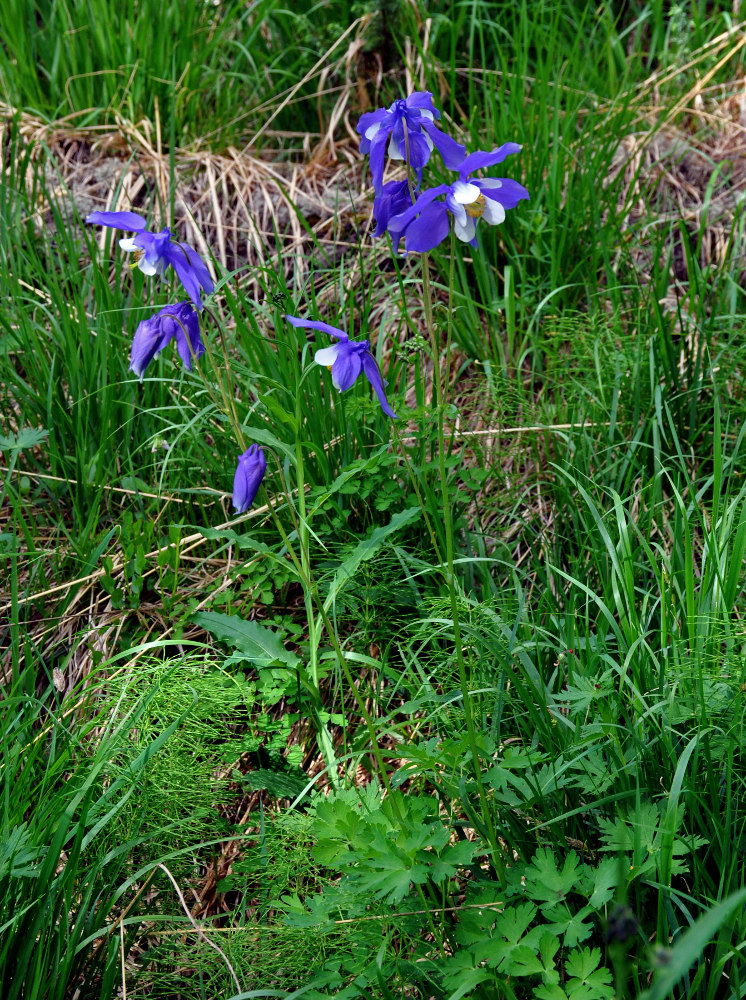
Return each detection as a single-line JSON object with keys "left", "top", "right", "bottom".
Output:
{"left": 129, "top": 302, "right": 204, "bottom": 381}
{"left": 285, "top": 315, "right": 397, "bottom": 419}
{"left": 86, "top": 210, "right": 214, "bottom": 310}
{"left": 232, "top": 444, "right": 267, "bottom": 513}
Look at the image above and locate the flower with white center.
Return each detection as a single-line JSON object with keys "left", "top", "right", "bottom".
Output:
{"left": 86, "top": 210, "right": 214, "bottom": 310}
{"left": 356, "top": 91, "right": 465, "bottom": 194}
{"left": 387, "top": 144, "right": 530, "bottom": 254}
{"left": 285, "top": 315, "right": 396, "bottom": 419}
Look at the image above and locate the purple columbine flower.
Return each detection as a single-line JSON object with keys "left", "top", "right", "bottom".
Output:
{"left": 372, "top": 179, "right": 413, "bottom": 249}
{"left": 357, "top": 91, "right": 466, "bottom": 194}
{"left": 232, "top": 444, "right": 267, "bottom": 513}
{"left": 85, "top": 210, "right": 214, "bottom": 310}
{"left": 388, "top": 144, "right": 530, "bottom": 254}
{"left": 285, "top": 315, "right": 397, "bottom": 419}
{"left": 129, "top": 302, "right": 204, "bottom": 381}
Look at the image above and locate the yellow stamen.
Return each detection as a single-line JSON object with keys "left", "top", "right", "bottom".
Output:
{"left": 465, "top": 194, "right": 487, "bottom": 218}
{"left": 128, "top": 249, "right": 144, "bottom": 270}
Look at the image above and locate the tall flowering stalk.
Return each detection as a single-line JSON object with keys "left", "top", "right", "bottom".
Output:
{"left": 357, "top": 89, "right": 529, "bottom": 880}
{"left": 83, "top": 89, "right": 528, "bottom": 836}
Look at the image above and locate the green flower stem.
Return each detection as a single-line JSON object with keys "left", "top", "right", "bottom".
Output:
{"left": 260, "top": 486, "right": 404, "bottom": 819}
{"left": 391, "top": 422, "right": 445, "bottom": 569}
{"left": 421, "top": 249, "right": 504, "bottom": 885}
{"left": 199, "top": 308, "right": 245, "bottom": 450}
{"left": 293, "top": 385, "right": 320, "bottom": 694}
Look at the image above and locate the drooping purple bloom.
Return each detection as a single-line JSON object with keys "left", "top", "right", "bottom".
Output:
{"left": 357, "top": 91, "right": 466, "bottom": 194}
{"left": 129, "top": 302, "right": 204, "bottom": 381}
{"left": 388, "top": 144, "right": 530, "bottom": 254}
{"left": 232, "top": 444, "right": 267, "bottom": 513}
{"left": 285, "top": 315, "right": 396, "bottom": 419}
{"left": 86, "top": 210, "right": 214, "bottom": 310}
{"left": 372, "top": 179, "right": 412, "bottom": 250}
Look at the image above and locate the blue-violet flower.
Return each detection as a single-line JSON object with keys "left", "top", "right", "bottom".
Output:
{"left": 388, "top": 144, "right": 529, "bottom": 253}
{"left": 130, "top": 302, "right": 204, "bottom": 381}
{"left": 357, "top": 91, "right": 466, "bottom": 194}
{"left": 232, "top": 444, "right": 267, "bottom": 513}
{"left": 285, "top": 315, "right": 396, "bottom": 419}
{"left": 372, "top": 179, "right": 413, "bottom": 246}
{"left": 86, "top": 210, "right": 214, "bottom": 310}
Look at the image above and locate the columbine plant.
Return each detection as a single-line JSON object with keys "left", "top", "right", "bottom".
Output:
{"left": 83, "top": 86, "right": 528, "bottom": 865}
{"left": 355, "top": 88, "right": 529, "bottom": 879}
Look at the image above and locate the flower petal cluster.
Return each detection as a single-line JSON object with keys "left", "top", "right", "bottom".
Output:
{"left": 357, "top": 91, "right": 465, "bottom": 194}
{"left": 86, "top": 210, "right": 214, "bottom": 310}
{"left": 388, "top": 144, "right": 530, "bottom": 253}
{"left": 285, "top": 315, "right": 396, "bottom": 419}
{"left": 233, "top": 444, "right": 267, "bottom": 513}
{"left": 372, "top": 179, "right": 412, "bottom": 246}
{"left": 130, "top": 302, "right": 204, "bottom": 381}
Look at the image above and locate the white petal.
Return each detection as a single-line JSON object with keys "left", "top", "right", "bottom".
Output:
{"left": 119, "top": 237, "right": 139, "bottom": 252}
{"left": 446, "top": 197, "right": 467, "bottom": 226}
{"left": 481, "top": 199, "right": 505, "bottom": 225}
{"left": 365, "top": 121, "right": 382, "bottom": 141}
{"left": 451, "top": 181, "right": 481, "bottom": 204}
{"left": 453, "top": 216, "right": 476, "bottom": 242}
{"left": 419, "top": 109, "right": 434, "bottom": 121}
{"left": 478, "top": 178, "right": 503, "bottom": 189}
{"left": 314, "top": 345, "right": 339, "bottom": 367}
{"left": 424, "top": 133, "right": 433, "bottom": 151}
{"left": 388, "top": 135, "right": 404, "bottom": 160}
{"left": 137, "top": 257, "right": 158, "bottom": 276}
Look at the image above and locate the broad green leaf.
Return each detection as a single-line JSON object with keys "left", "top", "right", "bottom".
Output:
{"left": 194, "top": 611, "right": 299, "bottom": 668}
{"left": 526, "top": 848, "right": 582, "bottom": 905}
{"left": 544, "top": 903, "right": 594, "bottom": 947}
{"left": 565, "top": 947, "right": 613, "bottom": 1000}
{"left": 509, "top": 945, "right": 545, "bottom": 977}
{"left": 565, "top": 946, "right": 602, "bottom": 981}
{"left": 536, "top": 985, "right": 569, "bottom": 1000}
{"left": 588, "top": 857, "right": 618, "bottom": 908}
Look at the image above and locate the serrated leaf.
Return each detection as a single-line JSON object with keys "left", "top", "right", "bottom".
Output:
{"left": 0, "top": 427, "right": 48, "bottom": 452}
{"left": 495, "top": 902, "right": 538, "bottom": 943}
{"left": 544, "top": 904, "right": 594, "bottom": 947}
{"left": 536, "top": 985, "right": 569, "bottom": 1000}
{"left": 194, "top": 611, "right": 299, "bottom": 668}
{"left": 565, "top": 947, "right": 605, "bottom": 983}
{"left": 508, "top": 945, "right": 545, "bottom": 977}
{"left": 526, "top": 848, "right": 581, "bottom": 905}
{"left": 540, "top": 932, "right": 561, "bottom": 983}
{"left": 588, "top": 857, "right": 619, "bottom": 908}
{"left": 279, "top": 891, "right": 335, "bottom": 930}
